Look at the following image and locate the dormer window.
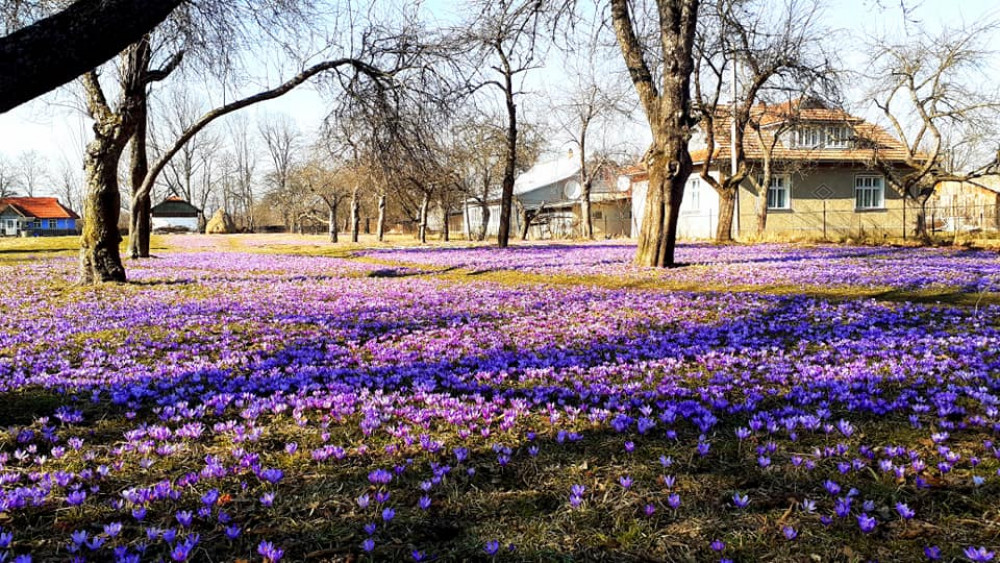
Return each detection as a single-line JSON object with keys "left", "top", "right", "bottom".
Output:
{"left": 789, "top": 125, "right": 854, "bottom": 149}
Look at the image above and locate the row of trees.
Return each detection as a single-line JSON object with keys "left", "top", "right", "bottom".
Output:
{"left": 1, "top": 0, "right": 999, "bottom": 278}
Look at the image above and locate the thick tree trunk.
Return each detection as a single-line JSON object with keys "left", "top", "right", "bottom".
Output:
{"left": 127, "top": 98, "right": 151, "bottom": 259}
{"left": 376, "top": 194, "right": 386, "bottom": 242}
{"left": 418, "top": 192, "right": 429, "bottom": 244}
{"left": 636, "top": 146, "right": 691, "bottom": 267}
{"left": 715, "top": 188, "right": 736, "bottom": 242}
{"left": 329, "top": 202, "right": 338, "bottom": 243}
{"left": 613, "top": 0, "right": 698, "bottom": 267}
{"left": 79, "top": 141, "right": 126, "bottom": 283}
{"left": 350, "top": 188, "right": 360, "bottom": 243}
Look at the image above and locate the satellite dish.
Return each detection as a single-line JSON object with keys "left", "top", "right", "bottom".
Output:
{"left": 617, "top": 176, "right": 631, "bottom": 192}
{"left": 564, "top": 180, "right": 582, "bottom": 200}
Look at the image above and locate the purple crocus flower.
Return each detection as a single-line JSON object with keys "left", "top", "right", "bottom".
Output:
{"left": 896, "top": 502, "right": 915, "bottom": 520}
{"left": 257, "top": 540, "right": 284, "bottom": 562}
{"left": 857, "top": 513, "right": 877, "bottom": 534}
{"left": 964, "top": 547, "right": 996, "bottom": 562}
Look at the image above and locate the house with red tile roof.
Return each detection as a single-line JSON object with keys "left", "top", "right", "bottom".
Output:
{"left": 624, "top": 98, "right": 918, "bottom": 239}
{"left": 0, "top": 197, "right": 80, "bottom": 237}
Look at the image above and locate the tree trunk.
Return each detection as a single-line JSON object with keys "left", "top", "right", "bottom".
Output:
{"left": 478, "top": 201, "right": 490, "bottom": 241}
{"left": 329, "top": 201, "right": 338, "bottom": 243}
{"left": 127, "top": 97, "right": 151, "bottom": 259}
{"left": 376, "top": 194, "right": 386, "bottom": 242}
{"left": 716, "top": 188, "right": 736, "bottom": 242}
{"left": 497, "top": 67, "right": 518, "bottom": 249}
{"left": 636, "top": 147, "right": 691, "bottom": 268}
{"left": 915, "top": 195, "right": 932, "bottom": 242}
{"left": 442, "top": 202, "right": 450, "bottom": 242}
{"left": 79, "top": 140, "right": 126, "bottom": 283}
{"left": 350, "top": 187, "right": 360, "bottom": 243}
{"left": 418, "top": 192, "right": 429, "bottom": 244}
{"left": 756, "top": 194, "right": 769, "bottom": 236}
{"left": 581, "top": 180, "right": 593, "bottom": 239}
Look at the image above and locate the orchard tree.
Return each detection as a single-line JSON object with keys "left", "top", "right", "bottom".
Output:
{"left": 867, "top": 20, "right": 1000, "bottom": 240}
{"left": 610, "top": 0, "right": 699, "bottom": 267}
{"left": 692, "top": 0, "right": 832, "bottom": 242}
{"left": 462, "top": 0, "right": 550, "bottom": 249}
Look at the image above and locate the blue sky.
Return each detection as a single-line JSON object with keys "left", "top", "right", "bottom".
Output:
{"left": 0, "top": 0, "right": 997, "bottom": 196}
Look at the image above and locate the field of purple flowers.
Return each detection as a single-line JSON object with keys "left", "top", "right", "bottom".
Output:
{"left": 1, "top": 241, "right": 1000, "bottom": 562}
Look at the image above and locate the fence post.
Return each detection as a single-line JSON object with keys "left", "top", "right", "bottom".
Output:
{"left": 822, "top": 199, "right": 827, "bottom": 241}
{"left": 902, "top": 197, "right": 907, "bottom": 241}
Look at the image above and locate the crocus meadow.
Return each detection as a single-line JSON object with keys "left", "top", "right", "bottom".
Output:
{"left": 0, "top": 240, "right": 999, "bottom": 561}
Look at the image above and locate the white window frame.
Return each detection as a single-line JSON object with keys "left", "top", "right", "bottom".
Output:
{"left": 825, "top": 125, "right": 853, "bottom": 149}
{"left": 855, "top": 175, "right": 885, "bottom": 210}
{"left": 48, "top": 219, "right": 58, "bottom": 229}
{"left": 686, "top": 177, "right": 701, "bottom": 211}
{"left": 765, "top": 174, "right": 791, "bottom": 210}
{"left": 792, "top": 127, "right": 823, "bottom": 149}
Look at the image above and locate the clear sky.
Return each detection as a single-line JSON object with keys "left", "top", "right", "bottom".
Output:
{"left": 0, "top": 0, "right": 997, "bottom": 197}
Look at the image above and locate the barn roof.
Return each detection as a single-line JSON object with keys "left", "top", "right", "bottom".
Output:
{"left": 151, "top": 197, "right": 200, "bottom": 216}
{"left": 0, "top": 197, "right": 79, "bottom": 219}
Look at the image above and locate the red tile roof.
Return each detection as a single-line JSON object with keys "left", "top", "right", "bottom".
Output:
{"left": 691, "top": 99, "right": 919, "bottom": 166}
{"left": 0, "top": 197, "right": 79, "bottom": 219}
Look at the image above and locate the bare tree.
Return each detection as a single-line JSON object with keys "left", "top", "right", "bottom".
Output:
{"left": 79, "top": 35, "right": 182, "bottom": 283}
{"left": 222, "top": 116, "right": 258, "bottom": 231}
{"left": 462, "top": 0, "right": 549, "bottom": 249}
{"left": 259, "top": 113, "right": 301, "bottom": 231}
{"left": 56, "top": 156, "right": 83, "bottom": 213}
{"left": 742, "top": 99, "right": 808, "bottom": 236}
{"left": 0, "top": 155, "right": 16, "bottom": 198}
{"left": 867, "top": 20, "right": 1000, "bottom": 240}
{"left": 610, "top": 0, "right": 699, "bottom": 267}
{"left": 15, "top": 150, "right": 48, "bottom": 197}
{"left": 557, "top": 46, "right": 635, "bottom": 239}
{"left": 693, "top": 0, "right": 833, "bottom": 242}
{"left": 156, "top": 89, "right": 221, "bottom": 222}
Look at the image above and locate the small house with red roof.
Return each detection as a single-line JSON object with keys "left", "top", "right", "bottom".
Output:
{"left": 623, "top": 98, "right": 917, "bottom": 239}
{"left": 0, "top": 197, "right": 79, "bottom": 237}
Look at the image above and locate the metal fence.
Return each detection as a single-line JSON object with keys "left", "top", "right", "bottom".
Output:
{"left": 738, "top": 203, "right": 1000, "bottom": 240}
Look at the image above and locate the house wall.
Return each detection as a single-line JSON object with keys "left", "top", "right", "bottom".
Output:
{"left": 1, "top": 210, "right": 23, "bottom": 236}
{"left": 630, "top": 173, "right": 724, "bottom": 240}
{"left": 465, "top": 204, "right": 524, "bottom": 238}
{"left": 737, "top": 165, "right": 907, "bottom": 239}
{"left": 928, "top": 180, "right": 1000, "bottom": 232}
{"left": 591, "top": 200, "right": 632, "bottom": 238}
